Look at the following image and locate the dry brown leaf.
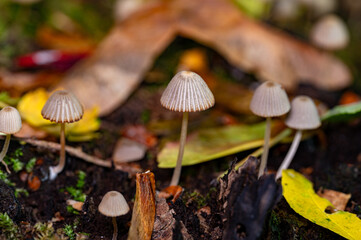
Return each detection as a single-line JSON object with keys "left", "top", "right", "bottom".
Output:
{"left": 56, "top": 0, "right": 350, "bottom": 116}
{"left": 128, "top": 171, "right": 156, "bottom": 240}
{"left": 317, "top": 188, "right": 351, "bottom": 211}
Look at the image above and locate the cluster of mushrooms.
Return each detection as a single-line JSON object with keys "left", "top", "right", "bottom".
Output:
{"left": 0, "top": 71, "right": 320, "bottom": 239}
{"left": 160, "top": 71, "right": 321, "bottom": 185}
{"left": 250, "top": 81, "right": 321, "bottom": 179}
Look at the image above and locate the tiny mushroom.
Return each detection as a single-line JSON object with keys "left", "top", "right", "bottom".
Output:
{"left": 98, "top": 191, "right": 130, "bottom": 240}
{"left": 310, "top": 14, "right": 349, "bottom": 51}
{"left": 161, "top": 71, "right": 215, "bottom": 186}
{"left": 250, "top": 81, "right": 290, "bottom": 178}
{"left": 41, "top": 90, "right": 84, "bottom": 180}
{"left": 276, "top": 96, "right": 320, "bottom": 180}
{"left": 0, "top": 106, "right": 22, "bottom": 173}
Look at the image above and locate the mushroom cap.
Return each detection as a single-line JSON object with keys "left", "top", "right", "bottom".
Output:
{"left": 250, "top": 81, "right": 290, "bottom": 117}
{"left": 285, "top": 96, "right": 321, "bottom": 130}
{"left": 41, "top": 90, "right": 84, "bottom": 123}
{"left": 160, "top": 71, "right": 215, "bottom": 112}
{"left": 310, "top": 14, "right": 349, "bottom": 50}
{"left": 0, "top": 107, "right": 22, "bottom": 134}
{"left": 98, "top": 191, "right": 130, "bottom": 217}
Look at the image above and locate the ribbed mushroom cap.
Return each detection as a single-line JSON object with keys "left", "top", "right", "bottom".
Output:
{"left": 285, "top": 96, "right": 321, "bottom": 130}
{"left": 160, "top": 71, "right": 215, "bottom": 112}
{"left": 98, "top": 191, "right": 130, "bottom": 217}
{"left": 0, "top": 107, "right": 22, "bottom": 134}
{"left": 41, "top": 90, "right": 84, "bottom": 123}
{"left": 250, "top": 81, "right": 290, "bottom": 117}
{"left": 310, "top": 14, "right": 349, "bottom": 50}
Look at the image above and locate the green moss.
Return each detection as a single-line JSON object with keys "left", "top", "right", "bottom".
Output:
{"left": 0, "top": 212, "right": 20, "bottom": 240}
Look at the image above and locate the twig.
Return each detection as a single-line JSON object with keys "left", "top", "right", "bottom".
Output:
{"left": 19, "top": 138, "right": 141, "bottom": 176}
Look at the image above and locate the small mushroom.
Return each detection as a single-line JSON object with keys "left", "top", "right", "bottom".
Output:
{"left": 250, "top": 81, "right": 290, "bottom": 178}
{"left": 275, "top": 96, "right": 320, "bottom": 180}
{"left": 0, "top": 107, "right": 22, "bottom": 173}
{"left": 98, "top": 191, "right": 130, "bottom": 240}
{"left": 41, "top": 90, "right": 84, "bottom": 180}
{"left": 161, "top": 71, "right": 215, "bottom": 186}
{"left": 310, "top": 14, "right": 349, "bottom": 51}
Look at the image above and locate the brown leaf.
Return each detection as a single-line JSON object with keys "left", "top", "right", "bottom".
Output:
{"left": 317, "top": 188, "right": 351, "bottom": 211}
{"left": 128, "top": 171, "right": 156, "bottom": 240}
{"left": 56, "top": 0, "right": 350, "bottom": 116}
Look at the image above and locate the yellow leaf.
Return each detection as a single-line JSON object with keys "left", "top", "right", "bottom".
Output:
{"left": 18, "top": 88, "right": 101, "bottom": 141}
{"left": 282, "top": 170, "right": 361, "bottom": 240}
{"left": 17, "top": 88, "right": 51, "bottom": 127}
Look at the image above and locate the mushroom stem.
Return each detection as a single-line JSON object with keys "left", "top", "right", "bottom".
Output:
{"left": 49, "top": 123, "right": 66, "bottom": 180}
{"left": 258, "top": 117, "right": 271, "bottom": 178}
{"left": 170, "top": 112, "right": 188, "bottom": 186}
{"left": 112, "top": 217, "right": 118, "bottom": 240}
{"left": 0, "top": 134, "right": 11, "bottom": 174}
{"left": 276, "top": 130, "right": 302, "bottom": 180}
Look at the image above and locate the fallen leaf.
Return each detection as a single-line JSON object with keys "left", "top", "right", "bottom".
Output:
{"left": 128, "top": 171, "right": 156, "bottom": 240}
{"left": 112, "top": 138, "right": 147, "bottom": 163}
{"left": 157, "top": 121, "right": 285, "bottom": 168}
{"left": 160, "top": 185, "right": 183, "bottom": 202}
{"left": 317, "top": 188, "right": 351, "bottom": 211}
{"left": 55, "top": 0, "right": 350, "bottom": 116}
{"left": 122, "top": 125, "right": 157, "bottom": 148}
{"left": 17, "top": 88, "right": 101, "bottom": 141}
{"left": 321, "top": 101, "right": 361, "bottom": 122}
{"left": 339, "top": 91, "right": 361, "bottom": 105}
{"left": 282, "top": 169, "right": 361, "bottom": 240}
{"left": 66, "top": 199, "right": 84, "bottom": 211}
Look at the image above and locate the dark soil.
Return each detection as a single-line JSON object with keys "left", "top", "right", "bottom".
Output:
{"left": 1, "top": 38, "right": 361, "bottom": 239}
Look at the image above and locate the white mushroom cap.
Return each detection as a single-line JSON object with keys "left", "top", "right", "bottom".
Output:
{"left": 250, "top": 81, "right": 290, "bottom": 117}
{"left": 160, "top": 71, "right": 215, "bottom": 112}
{"left": 41, "top": 90, "right": 84, "bottom": 123}
{"left": 310, "top": 14, "right": 349, "bottom": 50}
{"left": 0, "top": 107, "right": 22, "bottom": 134}
{"left": 98, "top": 191, "right": 130, "bottom": 217}
{"left": 285, "top": 96, "right": 321, "bottom": 130}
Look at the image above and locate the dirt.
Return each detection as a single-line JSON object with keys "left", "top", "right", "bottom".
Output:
{"left": 1, "top": 39, "right": 361, "bottom": 239}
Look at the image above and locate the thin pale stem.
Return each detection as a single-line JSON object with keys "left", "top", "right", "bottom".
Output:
{"left": 258, "top": 117, "right": 271, "bottom": 178}
{"left": 112, "top": 217, "right": 118, "bottom": 240}
{"left": 170, "top": 112, "right": 189, "bottom": 186}
{"left": 50, "top": 123, "right": 66, "bottom": 180}
{"left": 276, "top": 130, "right": 302, "bottom": 180}
{"left": 0, "top": 135, "right": 11, "bottom": 174}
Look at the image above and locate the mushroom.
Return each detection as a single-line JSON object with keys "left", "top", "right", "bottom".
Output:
{"left": 98, "top": 191, "right": 130, "bottom": 240}
{"left": 161, "top": 71, "right": 215, "bottom": 186}
{"left": 41, "top": 90, "right": 84, "bottom": 180}
{"left": 0, "top": 107, "right": 22, "bottom": 173}
{"left": 250, "top": 81, "right": 290, "bottom": 178}
{"left": 310, "top": 14, "right": 349, "bottom": 51}
{"left": 275, "top": 96, "right": 320, "bottom": 180}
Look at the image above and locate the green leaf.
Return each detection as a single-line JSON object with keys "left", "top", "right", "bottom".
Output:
{"left": 321, "top": 102, "right": 361, "bottom": 122}
{"left": 157, "top": 121, "right": 285, "bottom": 168}
{"left": 282, "top": 170, "right": 361, "bottom": 240}
{"left": 233, "top": 0, "right": 269, "bottom": 18}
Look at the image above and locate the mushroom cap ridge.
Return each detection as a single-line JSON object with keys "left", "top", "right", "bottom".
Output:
{"left": 250, "top": 81, "right": 290, "bottom": 117}
{"left": 98, "top": 191, "right": 130, "bottom": 217}
{"left": 160, "top": 71, "right": 215, "bottom": 112}
{"left": 0, "top": 106, "right": 22, "bottom": 134}
{"left": 41, "top": 90, "right": 84, "bottom": 123}
{"left": 285, "top": 95, "right": 321, "bottom": 130}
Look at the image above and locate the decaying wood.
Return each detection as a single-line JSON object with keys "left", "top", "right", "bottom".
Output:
{"left": 20, "top": 138, "right": 141, "bottom": 175}
{"left": 128, "top": 171, "right": 156, "bottom": 240}
{"left": 57, "top": 0, "right": 350, "bottom": 116}
{"left": 152, "top": 196, "right": 193, "bottom": 240}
